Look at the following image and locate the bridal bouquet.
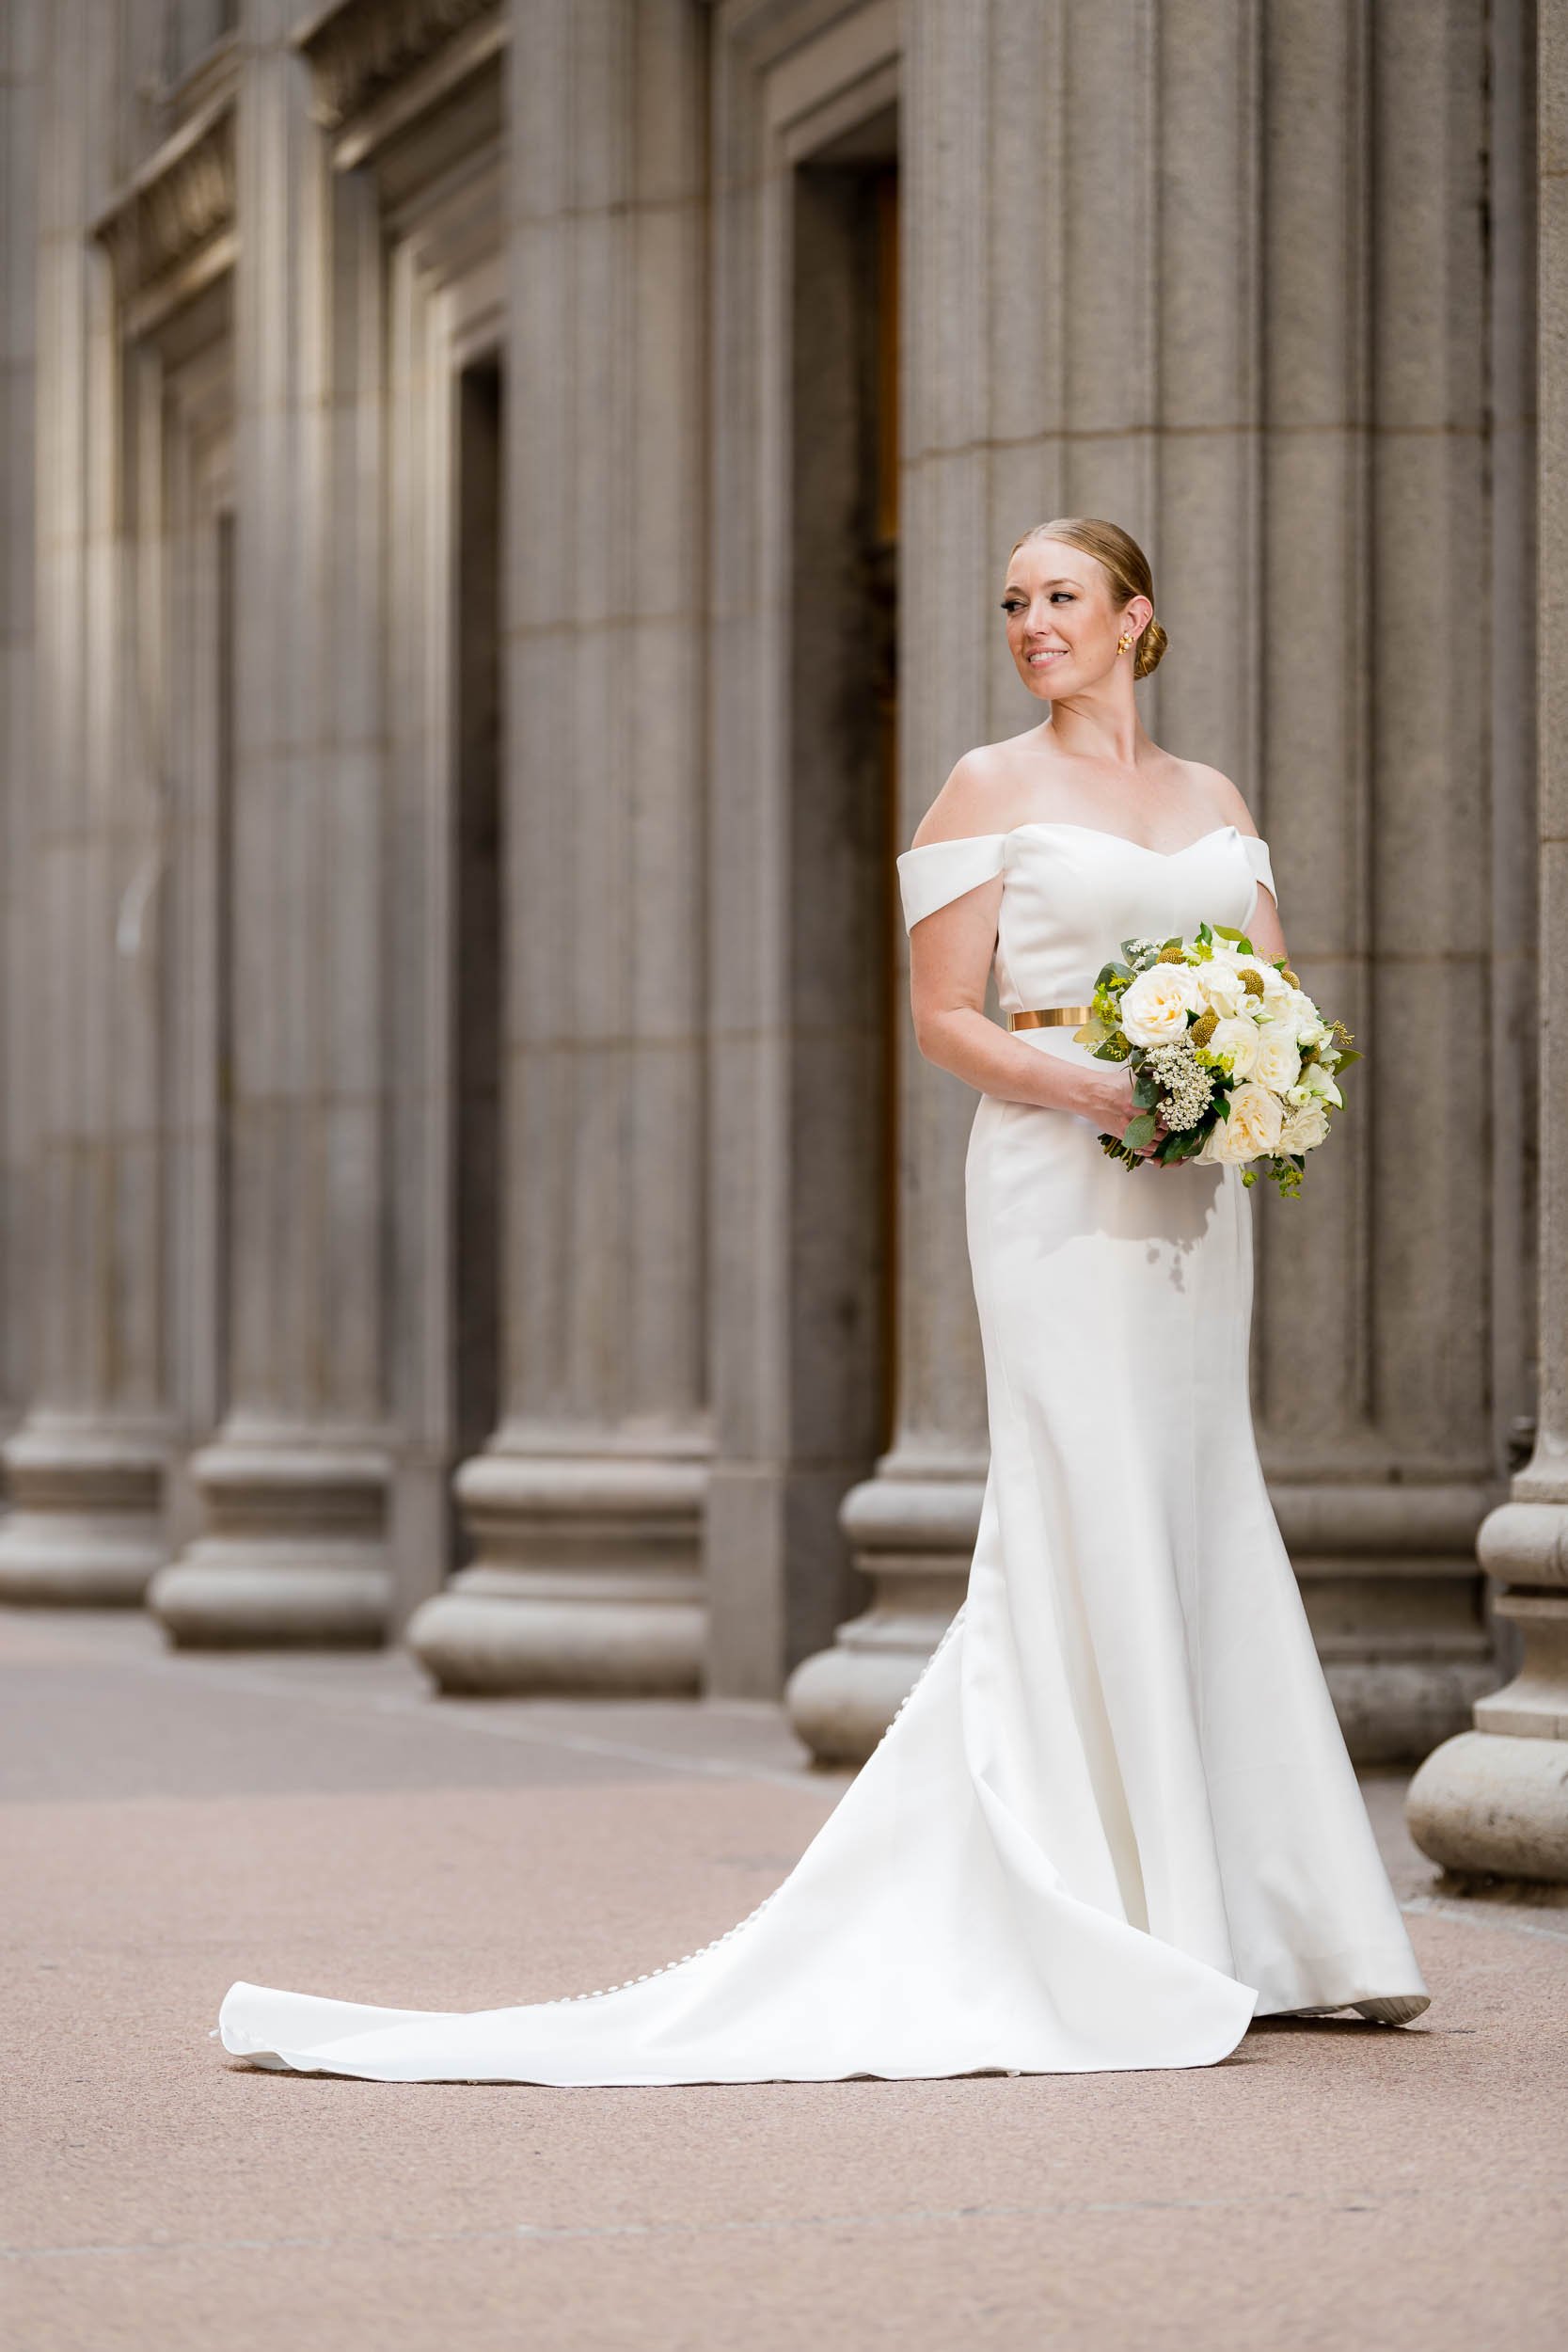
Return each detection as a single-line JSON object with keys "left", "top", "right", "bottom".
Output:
{"left": 1073, "top": 922, "right": 1358, "bottom": 1197}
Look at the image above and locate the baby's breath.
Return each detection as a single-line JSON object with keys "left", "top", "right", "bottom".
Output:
{"left": 1144, "top": 1038, "right": 1215, "bottom": 1131}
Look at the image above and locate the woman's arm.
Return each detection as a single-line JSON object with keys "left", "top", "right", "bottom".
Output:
{"left": 1245, "top": 882, "right": 1287, "bottom": 965}
{"left": 905, "top": 755, "right": 1138, "bottom": 1136}
{"left": 907, "top": 878, "right": 1136, "bottom": 1132}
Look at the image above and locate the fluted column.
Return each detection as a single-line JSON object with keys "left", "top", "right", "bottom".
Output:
{"left": 407, "top": 0, "right": 710, "bottom": 1694}
{"left": 1251, "top": 0, "right": 1502, "bottom": 1759}
{"left": 788, "top": 0, "right": 1271, "bottom": 1760}
{"left": 788, "top": 0, "right": 1510, "bottom": 1767}
{"left": 0, "top": 0, "right": 172, "bottom": 1606}
{"left": 1407, "top": 0, "right": 1568, "bottom": 1882}
{"left": 1148, "top": 0, "right": 1259, "bottom": 782}
{"left": 149, "top": 3, "right": 391, "bottom": 1645}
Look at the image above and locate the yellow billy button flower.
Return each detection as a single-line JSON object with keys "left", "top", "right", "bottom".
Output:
{"left": 1239, "top": 968, "right": 1266, "bottom": 999}
{"left": 1157, "top": 945, "right": 1187, "bottom": 965}
{"left": 1190, "top": 1008, "right": 1218, "bottom": 1048}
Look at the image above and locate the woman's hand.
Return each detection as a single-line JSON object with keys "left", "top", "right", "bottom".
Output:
{"left": 1092, "top": 1064, "right": 1171, "bottom": 1159}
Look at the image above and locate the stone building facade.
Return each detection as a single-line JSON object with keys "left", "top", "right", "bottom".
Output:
{"left": 0, "top": 0, "right": 1562, "bottom": 1873}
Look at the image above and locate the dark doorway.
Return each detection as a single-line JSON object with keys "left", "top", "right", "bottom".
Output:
{"left": 451, "top": 357, "right": 504, "bottom": 1545}
{"left": 784, "top": 116, "right": 900, "bottom": 1662}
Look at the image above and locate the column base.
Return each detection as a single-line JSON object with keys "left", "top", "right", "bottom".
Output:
{"left": 1403, "top": 1496, "right": 1568, "bottom": 1884}
{"left": 407, "top": 1566, "right": 705, "bottom": 1695}
{"left": 148, "top": 1428, "right": 390, "bottom": 1648}
{"left": 1405, "top": 1728, "right": 1568, "bottom": 1883}
{"left": 0, "top": 1417, "right": 167, "bottom": 1606}
{"left": 784, "top": 1470, "right": 975, "bottom": 1766}
{"left": 406, "top": 1440, "right": 707, "bottom": 1696}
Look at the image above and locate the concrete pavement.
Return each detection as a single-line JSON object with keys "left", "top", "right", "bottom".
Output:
{"left": 3, "top": 1606, "right": 1565, "bottom": 2352}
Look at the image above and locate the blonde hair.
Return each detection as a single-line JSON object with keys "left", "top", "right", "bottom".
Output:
{"left": 1007, "top": 516, "right": 1168, "bottom": 680}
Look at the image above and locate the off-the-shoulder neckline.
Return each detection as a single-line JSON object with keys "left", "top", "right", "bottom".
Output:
{"left": 899, "top": 820, "right": 1253, "bottom": 861}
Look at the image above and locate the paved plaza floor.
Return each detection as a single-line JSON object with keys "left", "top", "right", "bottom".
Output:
{"left": 3, "top": 1605, "right": 1565, "bottom": 2351}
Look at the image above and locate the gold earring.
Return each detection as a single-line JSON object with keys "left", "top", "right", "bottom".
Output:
{"left": 1118, "top": 631, "right": 1133, "bottom": 654}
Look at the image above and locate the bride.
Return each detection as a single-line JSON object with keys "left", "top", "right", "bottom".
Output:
{"left": 218, "top": 516, "right": 1429, "bottom": 2084}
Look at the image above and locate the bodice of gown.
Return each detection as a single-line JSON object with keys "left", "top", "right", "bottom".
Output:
{"left": 895, "top": 822, "right": 1275, "bottom": 1016}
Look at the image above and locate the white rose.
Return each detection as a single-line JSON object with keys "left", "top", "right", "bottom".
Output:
{"left": 1285, "top": 987, "right": 1330, "bottom": 1050}
{"left": 1256, "top": 961, "right": 1294, "bottom": 1015}
{"left": 1119, "top": 962, "right": 1200, "bottom": 1046}
{"left": 1195, "top": 955, "right": 1246, "bottom": 1017}
{"left": 1252, "top": 1019, "right": 1302, "bottom": 1093}
{"left": 1205, "top": 1016, "right": 1261, "bottom": 1078}
{"left": 1209, "top": 1080, "right": 1285, "bottom": 1164}
{"left": 1278, "top": 1101, "right": 1330, "bottom": 1152}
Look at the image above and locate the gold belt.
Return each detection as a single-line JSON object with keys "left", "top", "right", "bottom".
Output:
{"left": 1007, "top": 1004, "right": 1094, "bottom": 1031}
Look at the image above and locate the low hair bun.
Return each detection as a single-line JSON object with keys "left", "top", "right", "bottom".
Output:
{"left": 1135, "top": 617, "right": 1167, "bottom": 680}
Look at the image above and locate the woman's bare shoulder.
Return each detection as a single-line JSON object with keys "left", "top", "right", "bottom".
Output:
{"left": 910, "top": 735, "right": 1040, "bottom": 850}
{"left": 1176, "top": 758, "right": 1263, "bottom": 839}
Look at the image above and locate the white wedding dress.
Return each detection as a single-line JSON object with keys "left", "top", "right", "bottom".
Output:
{"left": 218, "top": 818, "right": 1428, "bottom": 2083}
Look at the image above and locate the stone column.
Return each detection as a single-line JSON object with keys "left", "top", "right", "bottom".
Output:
{"left": 0, "top": 0, "right": 172, "bottom": 1606}
{"left": 1251, "top": 0, "right": 1502, "bottom": 1760}
{"left": 1407, "top": 0, "right": 1568, "bottom": 1883}
{"left": 788, "top": 0, "right": 1510, "bottom": 1766}
{"left": 787, "top": 0, "right": 1273, "bottom": 1760}
{"left": 149, "top": 2, "right": 391, "bottom": 1645}
{"left": 407, "top": 0, "right": 711, "bottom": 1694}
